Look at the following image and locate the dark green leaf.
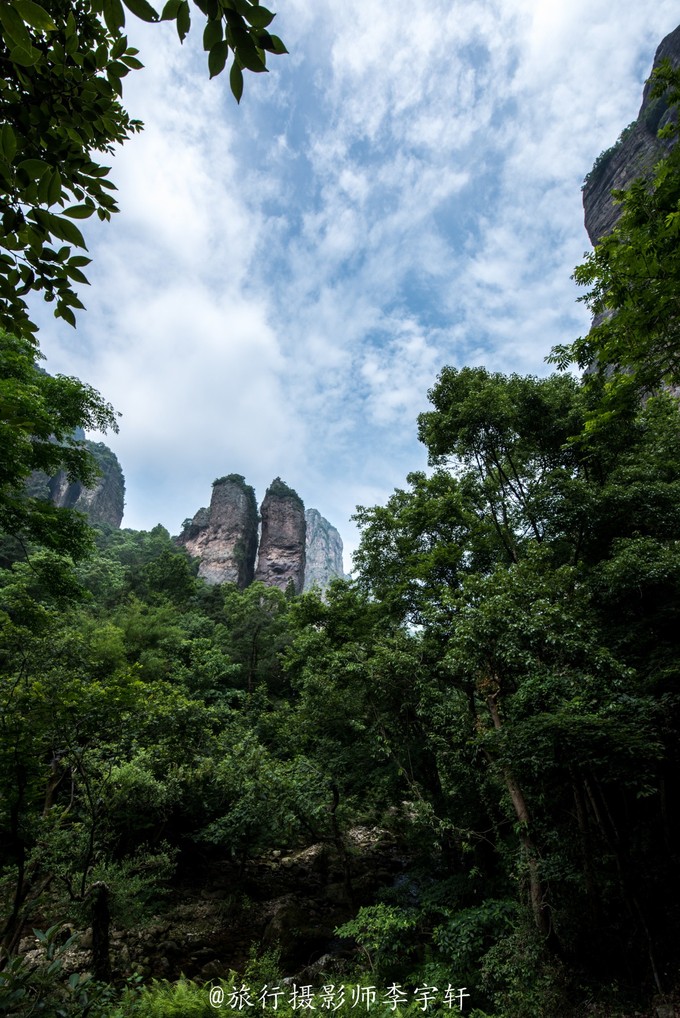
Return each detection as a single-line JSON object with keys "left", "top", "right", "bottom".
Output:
{"left": 244, "top": 5, "right": 274, "bottom": 29}
{"left": 103, "top": 0, "right": 126, "bottom": 32}
{"left": 0, "top": 124, "right": 17, "bottom": 163}
{"left": 64, "top": 264, "right": 90, "bottom": 285}
{"left": 57, "top": 304, "right": 77, "bottom": 327}
{"left": 230, "top": 59, "right": 243, "bottom": 103}
{"left": 0, "top": 3, "right": 34, "bottom": 49}
{"left": 13, "top": 1, "right": 56, "bottom": 32}
{"left": 9, "top": 44, "right": 41, "bottom": 66}
{"left": 122, "top": 0, "right": 159, "bottom": 23}
{"left": 18, "top": 158, "right": 50, "bottom": 180}
{"left": 47, "top": 168, "right": 62, "bottom": 205}
{"left": 111, "top": 34, "right": 128, "bottom": 58}
{"left": 230, "top": 23, "right": 266, "bottom": 72}
{"left": 160, "top": 0, "right": 181, "bottom": 19}
{"left": 42, "top": 212, "right": 87, "bottom": 248}
{"left": 121, "top": 53, "right": 144, "bottom": 69}
{"left": 266, "top": 33, "right": 287, "bottom": 55}
{"left": 203, "top": 17, "right": 222, "bottom": 51}
{"left": 64, "top": 205, "right": 95, "bottom": 220}
{"left": 176, "top": 0, "right": 190, "bottom": 41}
{"left": 208, "top": 40, "right": 229, "bottom": 78}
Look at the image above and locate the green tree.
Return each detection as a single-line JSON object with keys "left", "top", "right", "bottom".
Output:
{"left": 0, "top": 0, "right": 286, "bottom": 340}
{"left": 353, "top": 367, "right": 680, "bottom": 998}
{"left": 0, "top": 328, "right": 117, "bottom": 559}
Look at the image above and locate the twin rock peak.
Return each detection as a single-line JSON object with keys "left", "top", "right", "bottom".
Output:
{"left": 176, "top": 474, "right": 346, "bottom": 594}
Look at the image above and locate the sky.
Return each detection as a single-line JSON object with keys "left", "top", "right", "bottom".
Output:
{"left": 35, "top": 1, "right": 680, "bottom": 570}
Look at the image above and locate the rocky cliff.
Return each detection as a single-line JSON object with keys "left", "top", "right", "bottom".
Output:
{"left": 304, "top": 508, "right": 347, "bottom": 591}
{"left": 178, "top": 477, "right": 346, "bottom": 593}
{"left": 177, "top": 474, "right": 258, "bottom": 587}
{"left": 254, "top": 478, "right": 306, "bottom": 594}
{"left": 28, "top": 437, "right": 125, "bottom": 528}
{"left": 582, "top": 24, "right": 680, "bottom": 245}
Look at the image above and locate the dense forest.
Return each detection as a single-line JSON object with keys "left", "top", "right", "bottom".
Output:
{"left": 2, "top": 32, "right": 680, "bottom": 1018}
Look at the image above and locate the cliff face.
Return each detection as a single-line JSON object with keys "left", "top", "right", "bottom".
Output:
{"left": 177, "top": 475, "right": 258, "bottom": 588}
{"left": 583, "top": 24, "right": 680, "bottom": 245}
{"left": 178, "top": 476, "right": 346, "bottom": 593}
{"left": 28, "top": 439, "right": 125, "bottom": 528}
{"left": 304, "top": 508, "right": 347, "bottom": 591}
{"left": 254, "top": 478, "right": 306, "bottom": 594}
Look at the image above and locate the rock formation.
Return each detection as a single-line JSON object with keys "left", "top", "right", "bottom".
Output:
{"left": 178, "top": 476, "right": 347, "bottom": 593}
{"left": 28, "top": 437, "right": 125, "bottom": 528}
{"left": 254, "top": 478, "right": 306, "bottom": 593}
{"left": 304, "top": 508, "right": 347, "bottom": 591}
{"left": 582, "top": 24, "right": 680, "bottom": 245}
{"left": 177, "top": 474, "right": 258, "bottom": 587}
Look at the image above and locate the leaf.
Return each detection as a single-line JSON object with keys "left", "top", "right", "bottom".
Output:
{"left": 244, "top": 5, "right": 275, "bottom": 29}
{"left": 121, "top": 53, "right": 144, "bottom": 69}
{"left": 266, "top": 33, "right": 287, "bottom": 55}
{"left": 18, "top": 158, "right": 50, "bottom": 180}
{"left": 103, "top": 0, "right": 126, "bottom": 32}
{"left": 176, "top": 0, "right": 190, "bottom": 41}
{"left": 122, "top": 0, "right": 159, "bottom": 23}
{"left": 229, "top": 20, "right": 266, "bottom": 73}
{"left": 64, "top": 264, "right": 90, "bottom": 285}
{"left": 13, "top": 0, "right": 56, "bottom": 32}
{"left": 203, "top": 17, "right": 222, "bottom": 51}
{"left": 63, "top": 205, "right": 95, "bottom": 219}
{"left": 0, "top": 124, "right": 17, "bottom": 163}
{"left": 9, "top": 44, "right": 41, "bottom": 66}
{"left": 208, "top": 40, "right": 229, "bottom": 78}
{"left": 111, "top": 34, "right": 128, "bottom": 58}
{"left": 160, "top": 0, "right": 181, "bottom": 19}
{"left": 57, "top": 304, "right": 77, "bottom": 327}
{"left": 42, "top": 212, "right": 87, "bottom": 248}
{"left": 230, "top": 59, "right": 243, "bottom": 103}
{"left": 0, "top": 3, "right": 34, "bottom": 50}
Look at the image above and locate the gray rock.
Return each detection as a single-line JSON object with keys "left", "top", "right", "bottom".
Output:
{"left": 255, "top": 479, "right": 306, "bottom": 593}
{"left": 177, "top": 474, "right": 258, "bottom": 588}
{"left": 582, "top": 24, "right": 680, "bottom": 246}
{"left": 304, "top": 509, "right": 348, "bottom": 592}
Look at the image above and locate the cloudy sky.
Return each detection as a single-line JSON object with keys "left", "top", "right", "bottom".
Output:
{"left": 36, "top": 1, "right": 680, "bottom": 568}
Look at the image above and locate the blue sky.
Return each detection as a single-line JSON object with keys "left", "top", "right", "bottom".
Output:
{"left": 35, "top": 1, "right": 680, "bottom": 568}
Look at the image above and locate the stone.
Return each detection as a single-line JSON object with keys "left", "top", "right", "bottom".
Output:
{"left": 304, "top": 509, "right": 348, "bottom": 591}
{"left": 28, "top": 438, "right": 125, "bottom": 528}
{"left": 254, "top": 478, "right": 306, "bottom": 593}
{"left": 177, "top": 474, "right": 258, "bottom": 588}
{"left": 582, "top": 24, "right": 680, "bottom": 246}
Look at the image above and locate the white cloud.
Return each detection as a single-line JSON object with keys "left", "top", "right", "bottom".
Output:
{"left": 34, "top": 1, "right": 680, "bottom": 569}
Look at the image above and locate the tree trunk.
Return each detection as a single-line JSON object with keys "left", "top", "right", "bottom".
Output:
{"left": 486, "top": 692, "right": 551, "bottom": 939}
{"left": 90, "top": 882, "right": 111, "bottom": 982}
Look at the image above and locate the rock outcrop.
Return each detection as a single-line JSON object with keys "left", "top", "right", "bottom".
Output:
{"left": 178, "top": 476, "right": 347, "bottom": 593}
{"left": 304, "top": 509, "right": 347, "bottom": 591}
{"left": 582, "top": 24, "right": 680, "bottom": 245}
{"left": 28, "top": 438, "right": 125, "bottom": 528}
{"left": 177, "top": 474, "right": 258, "bottom": 588}
{"left": 254, "top": 478, "right": 306, "bottom": 593}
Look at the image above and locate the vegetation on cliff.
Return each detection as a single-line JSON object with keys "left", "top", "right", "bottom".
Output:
{"left": 265, "top": 477, "right": 304, "bottom": 509}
